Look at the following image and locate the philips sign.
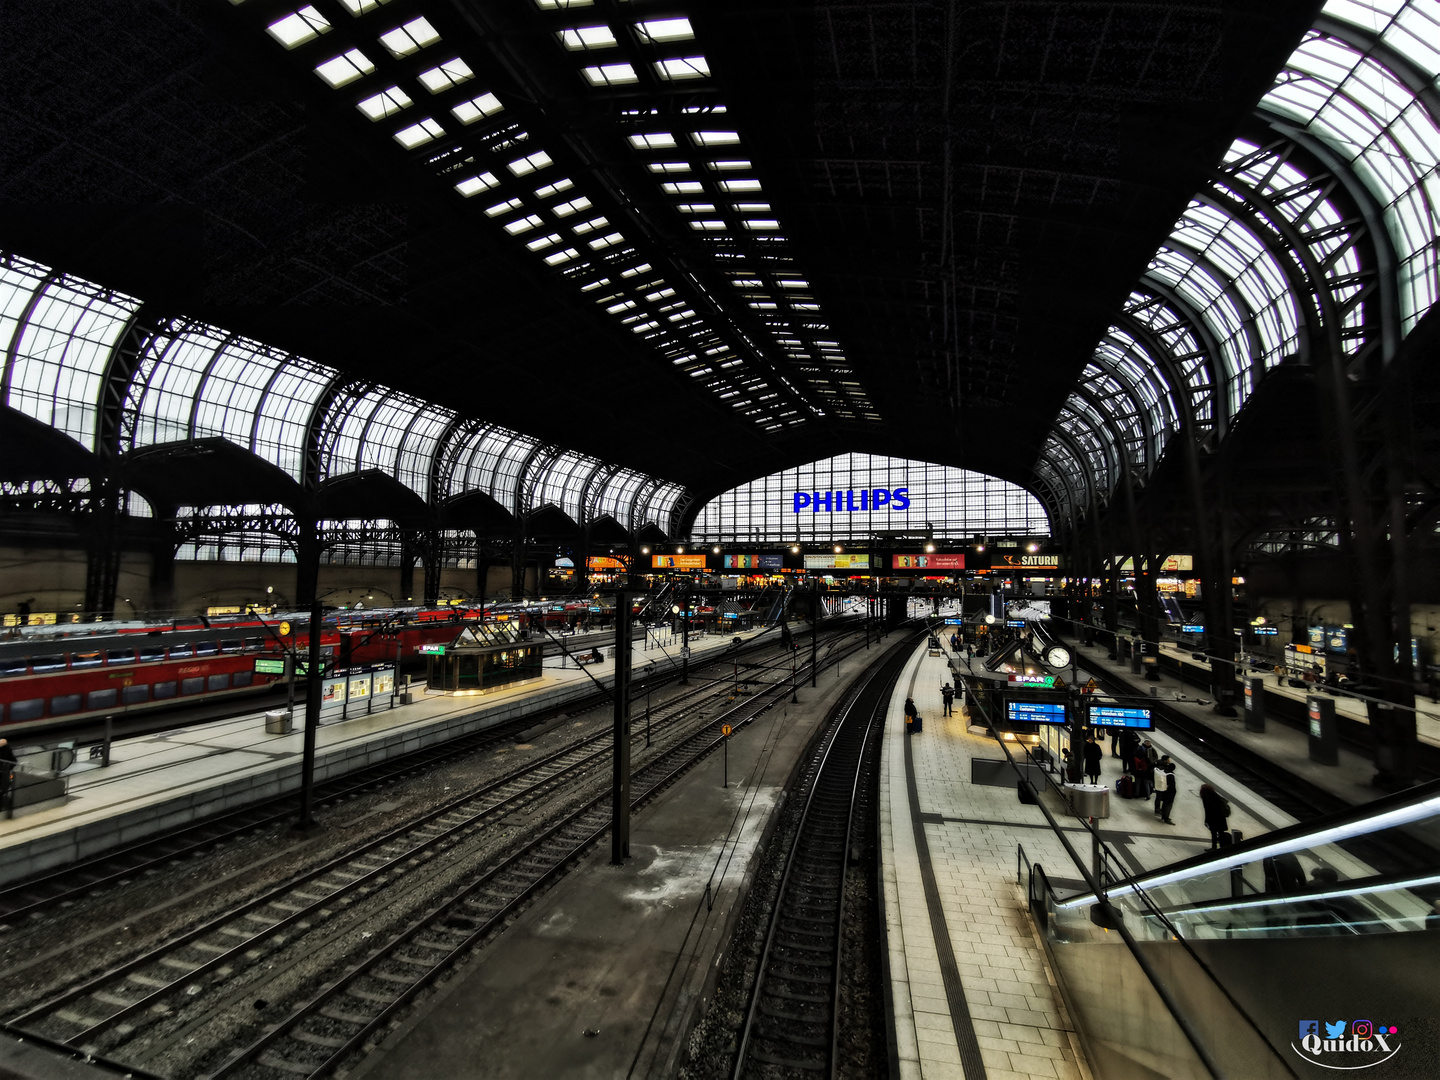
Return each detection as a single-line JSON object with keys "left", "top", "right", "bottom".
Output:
{"left": 792, "top": 488, "right": 910, "bottom": 513}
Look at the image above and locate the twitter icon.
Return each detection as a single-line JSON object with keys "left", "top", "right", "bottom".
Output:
{"left": 1325, "top": 1021, "right": 1347, "bottom": 1039}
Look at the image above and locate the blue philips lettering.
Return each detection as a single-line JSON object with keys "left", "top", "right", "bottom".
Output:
{"left": 871, "top": 488, "right": 890, "bottom": 509}
{"left": 860, "top": 489, "right": 868, "bottom": 510}
{"left": 845, "top": 489, "right": 858, "bottom": 511}
{"left": 814, "top": 491, "right": 832, "bottom": 512}
{"left": 891, "top": 487, "right": 911, "bottom": 511}
{"left": 793, "top": 492, "right": 811, "bottom": 513}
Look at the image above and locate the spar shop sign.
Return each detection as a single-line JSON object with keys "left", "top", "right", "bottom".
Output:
{"left": 791, "top": 488, "right": 910, "bottom": 513}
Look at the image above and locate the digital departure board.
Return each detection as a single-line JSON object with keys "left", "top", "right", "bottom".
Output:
{"left": 1006, "top": 700, "right": 1068, "bottom": 725}
{"left": 1090, "top": 705, "right": 1153, "bottom": 729}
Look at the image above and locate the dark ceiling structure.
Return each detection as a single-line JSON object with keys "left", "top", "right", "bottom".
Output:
{"left": 0, "top": 0, "right": 1327, "bottom": 503}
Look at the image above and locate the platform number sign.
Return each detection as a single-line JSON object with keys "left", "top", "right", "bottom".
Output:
{"left": 721, "top": 724, "right": 733, "bottom": 737}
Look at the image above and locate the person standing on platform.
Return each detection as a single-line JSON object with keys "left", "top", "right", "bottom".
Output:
{"left": 0, "top": 738, "right": 15, "bottom": 811}
{"left": 950, "top": 632, "right": 959, "bottom": 652}
{"left": 1083, "top": 735, "right": 1102, "bottom": 785}
{"left": 1155, "top": 760, "right": 1177, "bottom": 824}
{"left": 903, "top": 696, "right": 917, "bottom": 728}
{"left": 941, "top": 683, "right": 954, "bottom": 716}
{"left": 1199, "top": 783, "right": 1230, "bottom": 848}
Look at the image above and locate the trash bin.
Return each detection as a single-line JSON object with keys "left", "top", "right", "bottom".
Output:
{"left": 264, "top": 709, "right": 292, "bottom": 735}
{"left": 1066, "top": 783, "right": 1110, "bottom": 819}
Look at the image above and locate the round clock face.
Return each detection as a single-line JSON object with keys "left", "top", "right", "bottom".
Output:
{"left": 1044, "top": 645, "right": 1072, "bottom": 669}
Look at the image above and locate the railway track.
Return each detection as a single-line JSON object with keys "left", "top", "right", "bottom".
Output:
{"left": 2, "top": 627, "right": 879, "bottom": 1078}
{"left": 0, "top": 625, "right": 853, "bottom": 925}
{"left": 729, "top": 636, "right": 909, "bottom": 1079}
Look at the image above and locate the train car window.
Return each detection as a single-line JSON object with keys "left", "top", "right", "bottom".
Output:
{"left": 0, "top": 657, "right": 27, "bottom": 677}
{"left": 31, "top": 655, "right": 66, "bottom": 672}
{"left": 86, "top": 688, "right": 118, "bottom": 710}
{"left": 153, "top": 681, "right": 177, "bottom": 699}
{"left": 245, "top": 636, "right": 266, "bottom": 650}
{"left": 233, "top": 671, "right": 253, "bottom": 687}
{"left": 180, "top": 676, "right": 204, "bottom": 695}
{"left": 50, "top": 693, "right": 82, "bottom": 715}
{"left": 207, "top": 673, "right": 229, "bottom": 691}
{"left": 107, "top": 648, "right": 138, "bottom": 663}
{"left": 220, "top": 639, "right": 243, "bottom": 653}
{"left": 195, "top": 641, "right": 219, "bottom": 656}
{"left": 121, "top": 684, "right": 149, "bottom": 704}
{"left": 72, "top": 652, "right": 103, "bottom": 669}
{"left": 140, "top": 646, "right": 166, "bottom": 663}
{"left": 10, "top": 698, "right": 43, "bottom": 721}
{"left": 169, "top": 645, "right": 194, "bottom": 659}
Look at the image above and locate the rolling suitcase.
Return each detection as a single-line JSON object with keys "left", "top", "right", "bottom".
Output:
{"left": 1219, "top": 828, "right": 1244, "bottom": 848}
{"left": 910, "top": 714, "right": 922, "bottom": 733}
{"left": 1115, "top": 774, "right": 1135, "bottom": 799}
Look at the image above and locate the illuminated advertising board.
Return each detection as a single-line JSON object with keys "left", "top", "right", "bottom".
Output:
{"left": 586, "top": 556, "right": 626, "bottom": 570}
{"left": 724, "top": 553, "right": 783, "bottom": 569}
{"left": 992, "top": 553, "right": 1061, "bottom": 571}
{"left": 891, "top": 554, "right": 965, "bottom": 570}
{"left": 803, "top": 554, "right": 871, "bottom": 570}
{"left": 1251, "top": 626, "right": 1279, "bottom": 636}
{"left": 1006, "top": 700, "right": 1068, "bottom": 725}
{"left": 254, "top": 658, "right": 286, "bottom": 674}
{"left": 651, "top": 554, "right": 708, "bottom": 569}
{"left": 790, "top": 488, "right": 910, "bottom": 513}
{"left": 1008, "top": 674, "right": 1058, "bottom": 688}
{"left": 1090, "top": 706, "right": 1153, "bottom": 729}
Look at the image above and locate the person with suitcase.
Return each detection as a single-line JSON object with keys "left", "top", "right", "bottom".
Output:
{"left": 1199, "top": 783, "right": 1231, "bottom": 848}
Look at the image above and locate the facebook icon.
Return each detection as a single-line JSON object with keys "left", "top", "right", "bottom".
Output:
{"left": 1298, "top": 1020, "right": 1319, "bottom": 1041}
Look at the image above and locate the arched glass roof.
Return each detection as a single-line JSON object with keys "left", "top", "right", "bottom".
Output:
{"left": 689, "top": 453, "right": 1049, "bottom": 544}
{"left": 0, "top": 249, "right": 691, "bottom": 537}
{"left": 1033, "top": 0, "right": 1440, "bottom": 525}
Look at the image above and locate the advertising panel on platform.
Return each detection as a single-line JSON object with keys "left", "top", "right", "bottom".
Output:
{"left": 651, "top": 554, "right": 708, "bottom": 569}
{"left": 891, "top": 554, "right": 965, "bottom": 569}
{"left": 803, "top": 553, "right": 871, "bottom": 570}
{"left": 723, "top": 553, "right": 783, "bottom": 569}
{"left": 586, "top": 556, "right": 626, "bottom": 570}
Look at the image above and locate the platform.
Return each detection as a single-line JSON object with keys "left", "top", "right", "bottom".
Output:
{"left": 0, "top": 626, "right": 772, "bottom": 885}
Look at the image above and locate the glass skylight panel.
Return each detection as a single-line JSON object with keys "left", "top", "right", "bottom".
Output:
{"left": 315, "top": 49, "right": 375, "bottom": 88}
{"left": 588, "top": 232, "right": 624, "bottom": 250}
{"left": 526, "top": 232, "right": 563, "bottom": 251}
{"left": 534, "top": 0, "right": 593, "bottom": 9}
{"left": 504, "top": 214, "right": 543, "bottom": 235}
{"left": 356, "top": 86, "right": 412, "bottom": 120}
{"left": 675, "top": 203, "right": 716, "bottom": 213}
{"left": 733, "top": 202, "right": 771, "bottom": 212}
{"left": 339, "top": 0, "right": 393, "bottom": 13}
{"left": 379, "top": 17, "right": 440, "bottom": 59}
{"left": 635, "top": 18, "right": 695, "bottom": 44}
{"left": 552, "top": 195, "right": 593, "bottom": 216}
{"left": 606, "top": 299, "right": 637, "bottom": 313}
{"left": 662, "top": 181, "right": 704, "bottom": 194}
{"left": 394, "top": 118, "right": 445, "bottom": 149}
{"left": 451, "top": 92, "right": 504, "bottom": 125}
{"left": 418, "top": 57, "right": 475, "bottom": 93}
{"left": 545, "top": 247, "right": 581, "bottom": 265}
{"left": 267, "top": 7, "right": 331, "bottom": 49}
{"left": 646, "top": 287, "right": 677, "bottom": 301}
{"left": 690, "top": 220, "right": 727, "bottom": 231}
{"left": 628, "top": 133, "right": 677, "bottom": 150}
{"left": 647, "top": 162, "right": 690, "bottom": 174}
{"left": 453, "top": 171, "right": 500, "bottom": 197}
{"left": 572, "top": 215, "right": 610, "bottom": 234}
{"left": 654, "top": 57, "right": 710, "bottom": 81}
{"left": 692, "top": 131, "right": 740, "bottom": 146}
{"left": 743, "top": 219, "right": 780, "bottom": 230}
{"left": 534, "top": 178, "right": 574, "bottom": 198}
{"left": 583, "top": 63, "right": 639, "bottom": 86}
{"left": 621, "top": 263, "right": 653, "bottom": 277}
{"left": 558, "top": 26, "right": 617, "bottom": 51}
{"left": 508, "top": 149, "right": 553, "bottom": 176}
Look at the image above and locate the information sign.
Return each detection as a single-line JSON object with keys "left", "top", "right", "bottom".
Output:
{"left": 1181, "top": 623, "right": 1205, "bottom": 633}
{"left": 1008, "top": 674, "right": 1057, "bottom": 688}
{"left": 1252, "top": 626, "right": 1279, "bottom": 636}
{"left": 1006, "top": 620, "right": 1026, "bottom": 628}
{"left": 722, "top": 724, "right": 733, "bottom": 737}
{"left": 254, "top": 658, "right": 286, "bottom": 674}
{"left": 1006, "top": 700, "right": 1068, "bottom": 725}
{"left": 944, "top": 617, "right": 964, "bottom": 625}
{"left": 1090, "top": 706, "right": 1153, "bottom": 729}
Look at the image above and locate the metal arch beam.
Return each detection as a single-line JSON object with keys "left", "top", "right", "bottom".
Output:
{"left": 1041, "top": 429, "right": 1096, "bottom": 523}
{"left": 1068, "top": 381, "right": 1146, "bottom": 480}
{"left": 1312, "top": 15, "right": 1440, "bottom": 118}
{"left": 516, "top": 442, "right": 560, "bottom": 520}
{"left": 1111, "top": 306, "right": 1210, "bottom": 434}
{"left": 0, "top": 265, "right": 60, "bottom": 403}
{"left": 1255, "top": 110, "right": 1403, "bottom": 361}
{"left": 185, "top": 331, "right": 240, "bottom": 443}
{"left": 1160, "top": 234, "right": 1271, "bottom": 397}
{"left": 1194, "top": 185, "right": 1333, "bottom": 361}
{"left": 578, "top": 461, "right": 622, "bottom": 530}
{"left": 1094, "top": 332, "right": 1180, "bottom": 456}
{"left": 97, "top": 304, "right": 165, "bottom": 463}
{"left": 1082, "top": 346, "right": 1166, "bottom": 472}
{"left": 1055, "top": 402, "right": 1119, "bottom": 497}
{"left": 1134, "top": 274, "right": 1235, "bottom": 436}
{"left": 303, "top": 375, "right": 366, "bottom": 495}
